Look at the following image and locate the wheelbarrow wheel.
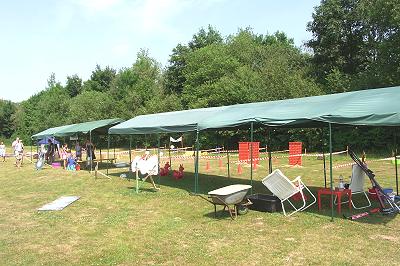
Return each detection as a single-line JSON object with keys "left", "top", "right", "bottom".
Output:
{"left": 237, "top": 204, "right": 249, "bottom": 215}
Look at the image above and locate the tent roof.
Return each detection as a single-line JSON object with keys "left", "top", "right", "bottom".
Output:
{"left": 108, "top": 86, "right": 400, "bottom": 135}
{"left": 108, "top": 106, "right": 228, "bottom": 134}
{"left": 199, "top": 86, "right": 400, "bottom": 130}
{"left": 32, "top": 118, "right": 123, "bottom": 139}
{"left": 32, "top": 124, "right": 74, "bottom": 139}
{"left": 56, "top": 118, "right": 124, "bottom": 136}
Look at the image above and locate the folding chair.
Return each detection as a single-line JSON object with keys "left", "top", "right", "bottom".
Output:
{"left": 131, "top": 155, "right": 160, "bottom": 190}
{"left": 262, "top": 169, "right": 316, "bottom": 216}
{"left": 335, "top": 164, "right": 371, "bottom": 209}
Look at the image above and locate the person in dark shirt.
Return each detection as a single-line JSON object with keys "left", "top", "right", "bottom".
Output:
{"left": 85, "top": 139, "right": 96, "bottom": 168}
{"left": 75, "top": 142, "right": 82, "bottom": 161}
{"left": 46, "top": 139, "right": 58, "bottom": 164}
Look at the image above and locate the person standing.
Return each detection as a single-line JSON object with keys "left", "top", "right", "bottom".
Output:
{"left": 11, "top": 137, "right": 19, "bottom": 150}
{"left": 14, "top": 139, "right": 23, "bottom": 168}
{"left": 85, "top": 139, "right": 96, "bottom": 169}
{"left": 19, "top": 140, "right": 24, "bottom": 165}
{"left": 46, "top": 139, "right": 58, "bottom": 164}
{"left": 61, "top": 143, "right": 70, "bottom": 169}
{"left": 75, "top": 142, "right": 82, "bottom": 161}
{"left": 0, "top": 141, "right": 6, "bottom": 162}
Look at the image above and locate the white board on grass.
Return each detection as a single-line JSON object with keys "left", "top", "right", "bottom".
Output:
{"left": 38, "top": 196, "right": 80, "bottom": 211}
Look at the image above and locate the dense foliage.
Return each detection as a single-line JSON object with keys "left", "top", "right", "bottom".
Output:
{"left": 1, "top": 0, "right": 399, "bottom": 152}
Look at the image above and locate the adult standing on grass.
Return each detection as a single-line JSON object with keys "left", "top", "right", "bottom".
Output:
{"left": 11, "top": 137, "right": 19, "bottom": 162}
{"left": 0, "top": 141, "right": 6, "bottom": 162}
{"left": 75, "top": 142, "right": 82, "bottom": 161}
{"left": 46, "top": 139, "right": 58, "bottom": 164}
{"left": 11, "top": 137, "right": 19, "bottom": 165}
{"left": 19, "top": 140, "right": 24, "bottom": 165}
{"left": 14, "top": 139, "right": 23, "bottom": 168}
{"left": 84, "top": 139, "right": 95, "bottom": 168}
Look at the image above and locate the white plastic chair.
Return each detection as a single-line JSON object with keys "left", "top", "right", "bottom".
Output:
{"left": 262, "top": 169, "right": 316, "bottom": 216}
{"left": 131, "top": 155, "right": 160, "bottom": 190}
{"left": 335, "top": 164, "right": 371, "bottom": 209}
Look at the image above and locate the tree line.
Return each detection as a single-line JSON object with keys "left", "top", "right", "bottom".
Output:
{"left": 0, "top": 0, "right": 399, "bottom": 152}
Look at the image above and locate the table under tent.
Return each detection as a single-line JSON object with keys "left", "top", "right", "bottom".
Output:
{"left": 108, "top": 86, "right": 400, "bottom": 220}
{"left": 31, "top": 118, "right": 123, "bottom": 172}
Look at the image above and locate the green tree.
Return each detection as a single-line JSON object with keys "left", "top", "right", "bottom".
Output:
{"left": 181, "top": 29, "right": 321, "bottom": 108}
{"left": 83, "top": 65, "right": 116, "bottom": 92}
{"left": 110, "top": 50, "right": 181, "bottom": 118}
{"left": 165, "top": 25, "right": 223, "bottom": 94}
{"left": 0, "top": 100, "right": 17, "bottom": 138}
{"left": 307, "top": 0, "right": 400, "bottom": 90}
{"left": 65, "top": 74, "right": 83, "bottom": 97}
{"left": 67, "top": 90, "right": 120, "bottom": 123}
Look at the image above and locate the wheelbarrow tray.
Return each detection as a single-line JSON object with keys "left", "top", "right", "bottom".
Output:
{"left": 208, "top": 184, "right": 252, "bottom": 205}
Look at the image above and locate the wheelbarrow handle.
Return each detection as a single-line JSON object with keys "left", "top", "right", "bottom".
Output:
{"left": 190, "top": 193, "right": 215, "bottom": 205}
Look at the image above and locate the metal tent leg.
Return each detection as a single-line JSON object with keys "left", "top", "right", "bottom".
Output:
{"left": 329, "top": 123, "right": 334, "bottom": 222}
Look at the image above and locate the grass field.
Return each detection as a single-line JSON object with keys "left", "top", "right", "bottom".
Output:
{"left": 0, "top": 151, "right": 399, "bottom": 265}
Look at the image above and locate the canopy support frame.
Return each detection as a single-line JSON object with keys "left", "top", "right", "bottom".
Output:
{"left": 250, "top": 122, "right": 254, "bottom": 194}
{"left": 329, "top": 123, "right": 334, "bottom": 222}
{"left": 194, "top": 130, "right": 200, "bottom": 194}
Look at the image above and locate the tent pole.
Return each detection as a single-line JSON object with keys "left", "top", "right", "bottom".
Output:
{"left": 113, "top": 137, "right": 116, "bottom": 163}
{"left": 36, "top": 139, "right": 39, "bottom": 164}
{"left": 169, "top": 139, "right": 172, "bottom": 169}
{"left": 226, "top": 146, "right": 230, "bottom": 178}
{"left": 250, "top": 122, "right": 254, "bottom": 194}
{"left": 394, "top": 131, "right": 398, "bottom": 195}
{"left": 107, "top": 134, "right": 110, "bottom": 175}
{"left": 194, "top": 130, "right": 200, "bottom": 193}
{"left": 30, "top": 139, "right": 33, "bottom": 163}
{"left": 268, "top": 128, "right": 272, "bottom": 174}
{"left": 89, "top": 130, "right": 92, "bottom": 173}
{"left": 129, "top": 135, "right": 132, "bottom": 169}
{"left": 329, "top": 123, "right": 334, "bottom": 222}
{"left": 322, "top": 128, "right": 327, "bottom": 188}
{"left": 157, "top": 134, "right": 161, "bottom": 185}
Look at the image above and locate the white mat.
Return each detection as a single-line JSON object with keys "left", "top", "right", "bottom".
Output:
{"left": 38, "top": 196, "right": 80, "bottom": 211}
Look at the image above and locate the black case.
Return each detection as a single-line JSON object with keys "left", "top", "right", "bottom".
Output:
{"left": 247, "top": 194, "right": 282, "bottom": 212}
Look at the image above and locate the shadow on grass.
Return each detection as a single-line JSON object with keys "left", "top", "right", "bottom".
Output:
{"left": 203, "top": 209, "right": 236, "bottom": 220}
{"left": 95, "top": 163, "right": 398, "bottom": 224}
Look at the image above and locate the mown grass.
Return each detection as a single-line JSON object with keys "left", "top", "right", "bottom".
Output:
{"left": 0, "top": 152, "right": 399, "bottom": 265}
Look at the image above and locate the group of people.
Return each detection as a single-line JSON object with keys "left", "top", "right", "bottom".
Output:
{"left": 0, "top": 137, "right": 26, "bottom": 167}
{"left": 1, "top": 137, "right": 96, "bottom": 170}
{"left": 45, "top": 138, "right": 95, "bottom": 170}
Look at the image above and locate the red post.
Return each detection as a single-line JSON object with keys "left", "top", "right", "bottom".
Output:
{"left": 205, "top": 161, "right": 210, "bottom": 171}
{"left": 237, "top": 164, "right": 242, "bottom": 174}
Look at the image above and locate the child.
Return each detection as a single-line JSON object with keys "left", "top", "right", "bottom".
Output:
{"left": 0, "top": 141, "right": 5, "bottom": 162}
{"left": 61, "top": 143, "right": 70, "bottom": 169}
{"left": 66, "top": 153, "right": 77, "bottom": 171}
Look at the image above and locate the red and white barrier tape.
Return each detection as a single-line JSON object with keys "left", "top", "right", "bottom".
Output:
{"left": 333, "top": 156, "right": 395, "bottom": 169}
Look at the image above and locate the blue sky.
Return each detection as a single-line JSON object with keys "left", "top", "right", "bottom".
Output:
{"left": 0, "top": 0, "right": 320, "bottom": 102}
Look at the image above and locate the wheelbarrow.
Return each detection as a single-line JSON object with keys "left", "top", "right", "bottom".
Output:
{"left": 195, "top": 184, "right": 252, "bottom": 220}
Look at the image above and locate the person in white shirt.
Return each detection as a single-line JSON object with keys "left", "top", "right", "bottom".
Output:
{"left": 0, "top": 141, "right": 5, "bottom": 162}
{"left": 14, "top": 139, "right": 23, "bottom": 168}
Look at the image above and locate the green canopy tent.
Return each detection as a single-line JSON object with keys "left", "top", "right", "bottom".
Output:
{"left": 32, "top": 118, "right": 124, "bottom": 171}
{"left": 31, "top": 124, "right": 75, "bottom": 140}
{"left": 109, "top": 86, "right": 400, "bottom": 219}
{"left": 109, "top": 106, "right": 228, "bottom": 191}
